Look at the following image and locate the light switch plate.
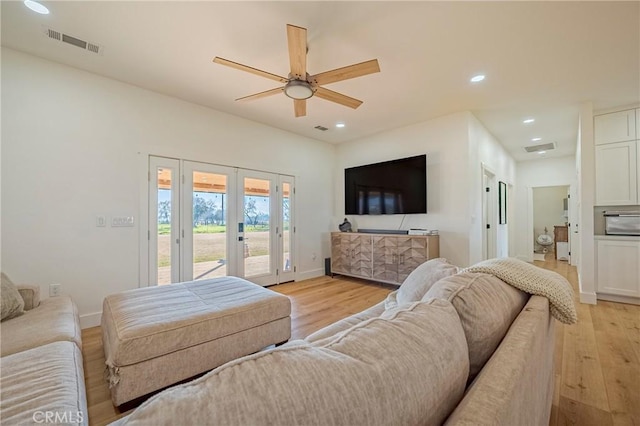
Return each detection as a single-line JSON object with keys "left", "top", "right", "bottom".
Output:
{"left": 112, "top": 216, "right": 134, "bottom": 227}
{"left": 96, "top": 216, "right": 106, "bottom": 227}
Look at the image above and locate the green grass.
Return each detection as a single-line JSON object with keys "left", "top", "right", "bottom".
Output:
{"left": 158, "top": 224, "right": 270, "bottom": 235}
{"left": 158, "top": 224, "right": 230, "bottom": 235}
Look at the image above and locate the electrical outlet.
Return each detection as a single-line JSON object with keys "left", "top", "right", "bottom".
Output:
{"left": 49, "top": 283, "right": 61, "bottom": 297}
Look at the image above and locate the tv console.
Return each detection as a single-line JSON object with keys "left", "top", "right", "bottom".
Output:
{"left": 330, "top": 232, "right": 440, "bottom": 286}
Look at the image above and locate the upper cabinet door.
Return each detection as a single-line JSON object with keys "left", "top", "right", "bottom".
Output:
{"left": 594, "top": 109, "right": 636, "bottom": 145}
{"left": 595, "top": 140, "right": 638, "bottom": 205}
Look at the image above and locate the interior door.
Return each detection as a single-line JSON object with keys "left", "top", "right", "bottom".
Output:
{"left": 182, "top": 161, "right": 237, "bottom": 281}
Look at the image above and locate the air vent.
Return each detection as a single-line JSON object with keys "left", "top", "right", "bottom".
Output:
{"left": 314, "top": 125, "right": 328, "bottom": 131}
{"left": 524, "top": 142, "right": 555, "bottom": 153}
{"left": 43, "top": 27, "right": 103, "bottom": 55}
{"left": 47, "top": 28, "right": 61, "bottom": 41}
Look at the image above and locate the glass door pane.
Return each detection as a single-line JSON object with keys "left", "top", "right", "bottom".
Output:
{"left": 149, "top": 156, "right": 180, "bottom": 285}
{"left": 182, "top": 162, "right": 237, "bottom": 282}
{"left": 238, "top": 170, "right": 277, "bottom": 285}
{"left": 192, "top": 171, "right": 228, "bottom": 280}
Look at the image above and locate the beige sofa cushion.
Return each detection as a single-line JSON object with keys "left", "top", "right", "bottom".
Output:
{"left": 424, "top": 272, "right": 529, "bottom": 380}
{"left": 445, "top": 296, "right": 555, "bottom": 426}
{"left": 102, "top": 277, "right": 291, "bottom": 367}
{"left": 386, "top": 258, "right": 458, "bottom": 309}
{"left": 1, "top": 273, "right": 24, "bottom": 321}
{"left": 0, "top": 341, "right": 88, "bottom": 426}
{"left": 305, "top": 300, "right": 385, "bottom": 343}
{"left": 116, "top": 299, "right": 470, "bottom": 426}
{"left": 0, "top": 295, "right": 81, "bottom": 356}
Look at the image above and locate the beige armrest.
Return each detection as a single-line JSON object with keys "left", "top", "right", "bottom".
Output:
{"left": 16, "top": 285, "right": 41, "bottom": 310}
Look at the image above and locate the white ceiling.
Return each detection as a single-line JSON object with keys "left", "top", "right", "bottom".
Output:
{"left": 2, "top": 1, "right": 639, "bottom": 161}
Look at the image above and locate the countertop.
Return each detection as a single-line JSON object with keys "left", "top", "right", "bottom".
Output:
{"left": 594, "top": 234, "right": 640, "bottom": 241}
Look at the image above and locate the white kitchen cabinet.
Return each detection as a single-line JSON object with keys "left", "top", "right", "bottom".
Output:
{"left": 596, "top": 238, "right": 640, "bottom": 298}
{"left": 595, "top": 140, "right": 638, "bottom": 205}
{"left": 594, "top": 109, "right": 636, "bottom": 145}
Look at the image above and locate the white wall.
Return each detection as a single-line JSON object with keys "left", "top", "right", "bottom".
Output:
{"left": 514, "top": 156, "right": 578, "bottom": 262}
{"left": 334, "top": 111, "right": 516, "bottom": 267}
{"left": 335, "top": 112, "right": 470, "bottom": 266}
{"left": 1, "top": 48, "right": 336, "bottom": 326}
{"left": 577, "top": 102, "right": 596, "bottom": 304}
{"left": 467, "top": 113, "right": 517, "bottom": 263}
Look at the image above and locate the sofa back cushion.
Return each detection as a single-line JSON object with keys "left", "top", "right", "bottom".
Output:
{"left": 118, "top": 299, "right": 470, "bottom": 426}
{"left": 385, "top": 258, "right": 458, "bottom": 309}
{"left": 1, "top": 272, "right": 24, "bottom": 321}
{"left": 424, "top": 272, "right": 529, "bottom": 380}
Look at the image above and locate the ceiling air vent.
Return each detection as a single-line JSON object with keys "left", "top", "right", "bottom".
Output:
{"left": 43, "top": 27, "right": 103, "bottom": 55}
{"left": 314, "top": 125, "right": 329, "bottom": 131}
{"left": 524, "top": 142, "right": 555, "bottom": 153}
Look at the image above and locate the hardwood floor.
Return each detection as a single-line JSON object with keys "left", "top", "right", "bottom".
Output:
{"left": 81, "top": 264, "right": 639, "bottom": 425}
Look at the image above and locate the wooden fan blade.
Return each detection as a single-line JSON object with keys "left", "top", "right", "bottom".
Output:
{"left": 286, "top": 24, "right": 307, "bottom": 78}
{"left": 236, "top": 87, "right": 284, "bottom": 102}
{"left": 213, "top": 57, "right": 288, "bottom": 83}
{"left": 294, "top": 99, "right": 306, "bottom": 117}
{"left": 314, "top": 87, "right": 363, "bottom": 109}
{"left": 312, "top": 59, "right": 380, "bottom": 86}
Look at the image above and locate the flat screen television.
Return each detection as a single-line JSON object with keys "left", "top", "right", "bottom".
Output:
{"left": 345, "top": 155, "right": 427, "bottom": 215}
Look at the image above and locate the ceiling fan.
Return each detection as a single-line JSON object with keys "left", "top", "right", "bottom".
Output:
{"left": 213, "top": 24, "right": 380, "bottom": 118}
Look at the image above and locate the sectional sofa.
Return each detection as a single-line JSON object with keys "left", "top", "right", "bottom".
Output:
{"left": 0, "top": 273, "right": 88, "bottom": 426}
{"left": 113, "top": 258, "right": 574, "bottom": 426}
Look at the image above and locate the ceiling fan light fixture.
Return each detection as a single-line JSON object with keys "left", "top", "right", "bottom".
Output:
{"left": 284, "top": 80, "right": 314, "bottom": 100}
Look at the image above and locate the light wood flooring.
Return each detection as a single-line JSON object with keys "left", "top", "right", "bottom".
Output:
{"left": 82, "top": 261, "right": 639, "bottom": 425}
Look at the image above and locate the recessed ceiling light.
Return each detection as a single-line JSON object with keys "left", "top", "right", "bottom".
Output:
{"left": 24, "top": 0, "right": 49, "bottom": 14}
{"left": 336, "top": 123, "right": 345, "bottom": 128}
{"left": 470, "top": 74, "right": 485, "bottom": 83}
{"left": 538, "top": 151, "right": 546, "bottom": 155}
{"left": 523, "top": 118, "right": 535, "bottom": 124}
{"left": 531, "top": 137, "right": 542, "bottom": 142}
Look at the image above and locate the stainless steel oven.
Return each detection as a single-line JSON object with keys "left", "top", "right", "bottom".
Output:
{"left": 604, "top": 211, "right": 640, "bottom": 236}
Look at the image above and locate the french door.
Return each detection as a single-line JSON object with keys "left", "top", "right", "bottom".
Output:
{"left": 148, "top": 156, "right": 294, "bottom": 286}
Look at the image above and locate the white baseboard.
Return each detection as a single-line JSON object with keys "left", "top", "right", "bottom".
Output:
{"left": 596, "top": 293, "right": 640, "bottom": 306}
{"left": 80, "top": 312, "right": 102, "bottom": 329}
{"left": 579, "top": 291, "right": 597, "bottom": 305}
{"left": 296, "top": 268, "right": 325, "bottom": 282}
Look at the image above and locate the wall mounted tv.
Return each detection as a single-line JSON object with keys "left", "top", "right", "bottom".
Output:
{"left": 345, "top": 155, "right": 427, "bottom": 215}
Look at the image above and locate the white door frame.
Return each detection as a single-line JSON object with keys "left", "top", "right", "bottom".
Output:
{"left": 144, "top": 155, "right": 296, "bottom": 287}
{"left": 182, "top": 161, "right": 238, "bottom": 282}
{"left": 237, "top": 169, "right": 278, "bottom": 285}
{"left": 278, "top": 175, "right": 295, "bottom": 283}
{"left": 482, "top": 164, "right": 497, "bottom": 260}
{"left": 526, "top": 183, "right": 574, "bottom": 263}
{"left": 148, "top": 156, "right": 181, "bottom": 285}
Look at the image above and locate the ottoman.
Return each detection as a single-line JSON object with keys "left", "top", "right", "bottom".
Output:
{"left": 101, "top": 276, "right": 291, "bottom": 406}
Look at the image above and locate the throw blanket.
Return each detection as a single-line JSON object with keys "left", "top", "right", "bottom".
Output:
{"left": 462, "top": 258, "right": 577, "bottom": 324}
